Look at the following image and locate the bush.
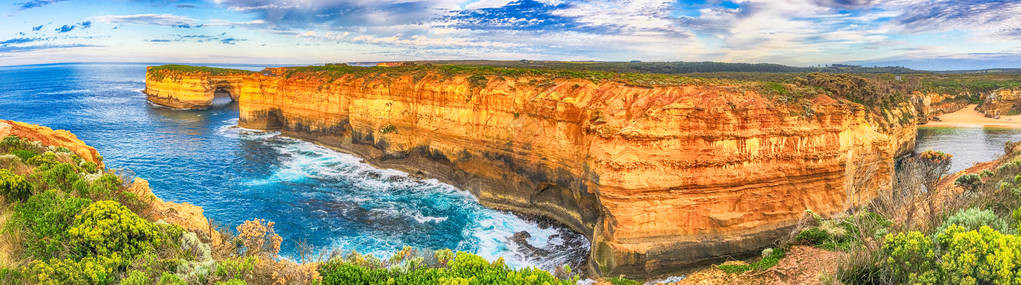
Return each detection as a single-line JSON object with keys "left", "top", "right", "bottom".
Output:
{"left": 795, "top": 227, "right": 830, "bottom": 245}
{"left": 881, "top": 231, "right": 939, "bottom": 284}
{"left": 318, "top": 251, "right": 577, "bottom": 285}
{"left": 11, "top": 149, "right": 37, "bottom": 161}
{"left": 717, "top": 247, "right": 786, "bottom": 273}
{"left": 67, "top": 200, "right": 176, "bottom": 258}
{"left": 607, "top": 277, "right": 640, "bottom": 285}
{"left": 880, "top": 225, "right": 1021, "bottom": 284}
{"left": 935, "top": 207, "right": 1014, "bottom": 237}
{"left": 1014, "top": 206, "right": 1021, "bottom": 233}
{"left": 954, "top": 174, "right": 982, "bottom": 192}
{"left": 213, "top": 257, "right": 258, "bottom": 281}
{"left": 23, "top": 255, "right": 122, "bottom": 284}
{"left": 31, "top": 162, "right": 80, "bottom": 192}
{"left": 9, "top": 189, "right": 92, "bottom": 258}
{"left": 937, "top": 225, "right": 1021, "bottom": 284}
{"left": 0, "top": 169, "right": 32, "bottom": 202}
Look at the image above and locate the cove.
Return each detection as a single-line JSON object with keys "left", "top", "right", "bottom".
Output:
{"left": 0, "top": 63, "right": 588, "bottom": 272}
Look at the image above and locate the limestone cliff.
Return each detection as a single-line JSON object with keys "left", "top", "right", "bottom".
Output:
{"left": 0, "top": 120, "right": 104, "bottom": 169}
{"left": 146, "top": 65, "right": 926, "bottom": 278}
{"left": 977, "top": 88, "right": 1021, "bottom": 117}
{"left": 144, "top": 66, "right": 248, "bottom": 109}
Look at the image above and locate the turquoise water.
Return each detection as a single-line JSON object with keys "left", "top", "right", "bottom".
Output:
{"left": 0, "top": 63, "right": 587, "bottom": 270}
{"left": 916, "top": 127, "right": 1021, "bottom": 173}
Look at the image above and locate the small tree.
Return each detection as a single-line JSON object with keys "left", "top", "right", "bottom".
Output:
{"left": 954, "top": 174, "right": 982, "bottom": 192}
{"left": 916, "top": 150, "right": 952, "bottom": 228}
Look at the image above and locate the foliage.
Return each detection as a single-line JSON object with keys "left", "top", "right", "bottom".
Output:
{"left": 31, "top": 162, "right": 80, "bottom": 192}
{"left": 147, "top": 65, "right": 253, "bottom": 81}
{"left": 606, "top": 277, "right": 640, "bottom": 285}
{"left": 880, "top": 225, "right": 1021, "bottom": 284}
{"left": 0, "top": 169, "right": 32, "bottom": 201}
{"left": 717, "top": 247, "right": 786, "bottom": 273}
{"left": 379, "top": 124, "right": 397, "bottom": 135}
{"left": 9, "top": 189, "right": 92, "bottom": 258}
{"left": 955, "top": 174, "right": 983, "bottom": 192}
{"left": 67, "top": 200, "right": 179, "bottom": 258}
{"left": 318, "top": 250, "right": 578, "bottom": 285}
{"left": 23, "top": 255, "right": 122, "bottom": 284}
{"left": 213, "top": 257, "right": 258, "bottom": 281}
{"left": 235, "top": 219, "right": 282, "bottom": 258}
{"left": 882, "top": 231, "right": 939, "bottom": 284}
{"left": 935, "top": 207, "right": 1015, "bottom": 237}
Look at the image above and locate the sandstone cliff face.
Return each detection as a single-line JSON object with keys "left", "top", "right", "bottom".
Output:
{"left": 145, "top": 66, "right": 245, "bottom": 109}
{"left": 0, "top": 120, "right": 104, "bottom": 169}
{"left": 147, "top": 67, "right": 924, "bottom": 278}
{"left": 977, "top": 88, "right": 1021, "bottom": 117}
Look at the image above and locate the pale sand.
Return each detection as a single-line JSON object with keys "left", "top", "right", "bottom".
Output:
{"left": 922, "top": 104, "right": 1021, "bottom": 129}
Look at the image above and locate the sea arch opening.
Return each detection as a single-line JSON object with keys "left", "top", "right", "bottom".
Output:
{"left": 210, "top": 86, "right": 234, "bottom": 107}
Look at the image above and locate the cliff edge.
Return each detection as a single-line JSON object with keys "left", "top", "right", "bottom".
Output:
{"left": 145, "top": 64, "right": 952, "bottom": 278}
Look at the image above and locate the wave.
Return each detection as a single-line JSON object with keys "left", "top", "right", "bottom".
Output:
{"left": 221, "top": 123, "right": 589, "bottom": 272}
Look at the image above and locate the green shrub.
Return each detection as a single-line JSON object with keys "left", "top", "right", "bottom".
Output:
{"left": 215, "top": 279, "right": 246, "bottom": 285}
{"left": 954, "top": 174, "right": 983, "bottom": 191}
{"left": 25, "top": 151, "right": 60, "bottom": 168}
{"left": 214, "top": 257, "right": 257, "bottom": 281}
{"left": 9, "top": 189, "right": 92, "bottom": 258}
{"left": 981, "top": 170, "right": 995, "bottom": 178}
{"left": 881, "top": 231, "right": 939, "bottom": 284}
{"left": 936, "top": 207, "right": 1014, "bottom": 237}
{"left": 67, "top": 200, "right": 174, "bottom": 258}
{"left": 717, "top": 247, "right": 786, "bottom": 273}
{"left": 0, "top": 136, "right": 22, "bottom": 149}
{"left": 318, "top": 251, "right": 576, "bottom": 285}
{"left": 31, "top": 162, "right": 80, "bottom": 192}
{"left": 119, "top": 270, "right": 149, "bottom": 285}
{"left": 0, "top": 169, "right": 32, "bottom": 202}
{"left": 796, "top": 227, "right": 831, "bottom": 245}
{"left": 23, "top": 255, "right": 122, "bottom": 284}
{"left": 607, "top": 276, "right": 640, "bottom": 285}
{"left": 157, "top": 272, "right": 185, "bottom": 285}
{"left": 1014, "top": 206, "right": 1021, "bottom": 233}
{"left": 0, "top": 267, "right": 22, "bottom": 285}
{"left": 319, "top": 261, "right": 389, "bottom": 284}
{"left": 10, "top": 149, "right": 37, "bottom": 161}
{"left": 380, "top": 124, "right": 397, "bottom": 134}
{"left": 936, "top": 225, "right": 1021, "bottom": 284}
{"left": 80, "top": 161, "right": 98, "bottom": 174}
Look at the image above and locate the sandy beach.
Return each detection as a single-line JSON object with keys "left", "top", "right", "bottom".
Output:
{"left": 922, "top": 104, "right": 1021, "bottom": 129}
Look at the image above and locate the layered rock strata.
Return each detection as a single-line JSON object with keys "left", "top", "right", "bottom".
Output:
{"left": 977, "top": 88, "right": 1021, "bottom": 117}
{"left": 144, "top": 66, "right": 246, "bottom": 109}
{"left": 147, "top": 66, "right": 925, "bottom": 278}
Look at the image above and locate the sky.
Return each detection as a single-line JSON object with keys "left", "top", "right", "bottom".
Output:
{"left": 1, "top": 0, "right": 1020, "bottom": 70}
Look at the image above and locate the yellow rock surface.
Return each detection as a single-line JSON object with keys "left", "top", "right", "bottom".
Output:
{"left": 0, "top": 119, "right": 104, "bottom": 169}
{"left": 147, "top": 67, "right": 931, "bottom": 278}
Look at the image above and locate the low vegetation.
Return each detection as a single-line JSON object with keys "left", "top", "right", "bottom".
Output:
{"left": 147, "top": 65, "right": 254, "bottom": 81}
{"left": 0, "top": 134, "right": 585, "bottom": 284}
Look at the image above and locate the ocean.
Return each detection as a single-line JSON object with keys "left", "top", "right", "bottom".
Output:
{"left": 0, "top": 63, "right": 587, "bottom": 271}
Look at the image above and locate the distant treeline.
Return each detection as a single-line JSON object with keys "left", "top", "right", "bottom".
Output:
{"left": 354, "top": 60, "right": 924, "bottom": 74}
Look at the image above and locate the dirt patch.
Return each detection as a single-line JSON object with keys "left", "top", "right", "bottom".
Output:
{"left": 672, "top": 246, "right": 845, "bottom": 285}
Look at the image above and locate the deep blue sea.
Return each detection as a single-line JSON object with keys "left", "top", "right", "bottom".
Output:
{"left": 0, "top": 63, "right": 586, "bottom": 271}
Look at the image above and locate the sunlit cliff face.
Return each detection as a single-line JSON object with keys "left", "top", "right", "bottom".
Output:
{"left": 143, "top": 66, "right": 974, "bottom": 277}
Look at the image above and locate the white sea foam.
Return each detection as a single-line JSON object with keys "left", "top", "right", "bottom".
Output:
{"left": 229, "top": 126, "right": 589, "bottom": 272}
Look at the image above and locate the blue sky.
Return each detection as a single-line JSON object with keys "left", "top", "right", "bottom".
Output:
{"left": 1, "top": 0, "right": 1020, "bottom": 70}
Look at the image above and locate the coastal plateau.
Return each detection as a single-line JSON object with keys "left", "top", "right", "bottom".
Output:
{"left": 143, "top": 64, "right": 970, "bottom": 278}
